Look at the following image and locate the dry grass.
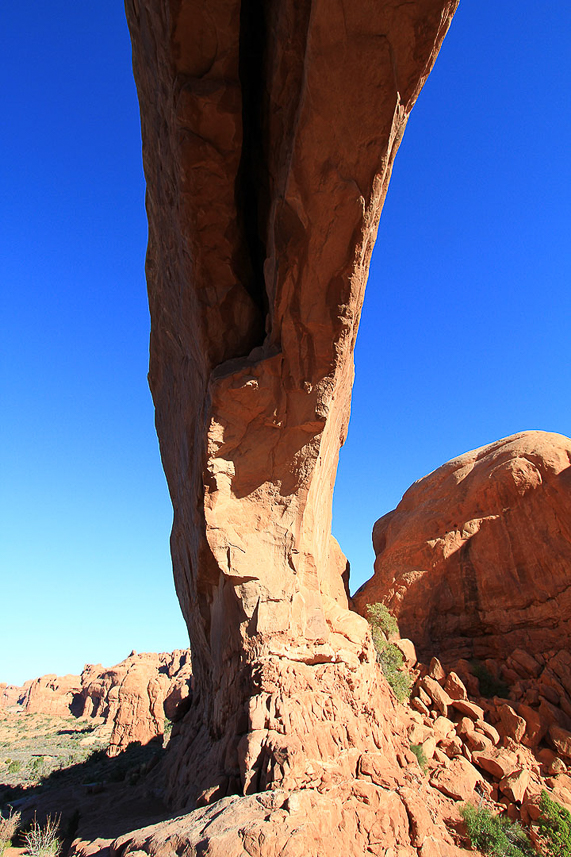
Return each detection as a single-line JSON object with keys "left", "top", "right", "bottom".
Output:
{"left": 0, "top": 808, "right": 21, "bottom": 855}
{"left": 24, "top": 815, "right": 61, "bottom": 857}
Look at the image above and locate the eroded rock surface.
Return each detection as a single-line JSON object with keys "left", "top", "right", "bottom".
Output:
{"left": 354, "top": 431, "right": 571, "bottom": 662}
{"left": 125, "top": 0, "right": 458, "bottom": 826}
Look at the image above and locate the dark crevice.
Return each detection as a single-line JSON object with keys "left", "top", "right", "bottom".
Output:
{"left": 235, "top": 0, "right": 270, "bottom": 322}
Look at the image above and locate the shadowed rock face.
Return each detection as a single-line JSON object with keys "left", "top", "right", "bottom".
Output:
{"left": 125, "top": 0, "right": 458, "bottom": 812}
{"left": 354, "top": 431, "right": 571, "bottom": 662}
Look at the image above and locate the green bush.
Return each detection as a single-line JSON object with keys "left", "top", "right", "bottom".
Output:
{"left": 7, "top": 760, "right": 21, "bottom": 774}
{"left": 460, "top": 803, "right": 535, "bottom": 857}
{"left": 470, "top": 660, "right": 510, "bottom": 699}
{"left": 366, "top": 603, "right": 412, "bottom": 702}
{"left": 409, "top": 743, "right": 428, "bottom": 773}
{"left": 538, "top": 790, "right": 571, "bottom": 856}
{"left": 366, "top": 603, "right": 399, "bottom": 638}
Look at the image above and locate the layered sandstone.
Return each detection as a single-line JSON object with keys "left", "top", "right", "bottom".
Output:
{"left": 125, "top": 0, "right": 459, "bottom": 849}
{"left": 354, "top": 431, "right": 571, "bottom": 662}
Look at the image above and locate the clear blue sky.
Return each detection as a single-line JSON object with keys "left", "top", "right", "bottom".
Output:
{"left": 1, "top": 3, "right": 569, "bottom": 686}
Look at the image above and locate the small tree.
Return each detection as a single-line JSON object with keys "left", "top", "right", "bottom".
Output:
{"left": 366, "top": 602, "right": 412, "bottom": 702}
{"left": 460, "top": 803, "right": 535, "bottom": 857}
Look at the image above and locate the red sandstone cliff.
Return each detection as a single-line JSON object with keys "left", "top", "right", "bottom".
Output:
{"left": 354, "top": 430, "right": 571, "bottom": 663}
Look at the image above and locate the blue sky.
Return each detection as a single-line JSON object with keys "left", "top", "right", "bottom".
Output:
{"left": 2, "top": 3, "right": 569, "bottom": 686}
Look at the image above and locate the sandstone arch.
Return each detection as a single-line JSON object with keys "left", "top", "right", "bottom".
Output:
{"left": 125, "top": 0, "right": 458, "bottom": 809}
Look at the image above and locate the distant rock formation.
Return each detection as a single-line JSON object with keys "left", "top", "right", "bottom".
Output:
{"left": 354, "top": 431, "right": 571, "bottom": 662}
{"left": 22, "top": 674, "right": 83, "bottom": 717}
{"left": 4, "top": 650, "right": 192, "bottom": 754}
{"left": 79, "top": 650, "right": 192, "bottom": 756}
{"left": 0, "top": 681, "right": 30, "bottom": 708}
{"left": 124, "top": 0, "right": 459, "bottom": 852}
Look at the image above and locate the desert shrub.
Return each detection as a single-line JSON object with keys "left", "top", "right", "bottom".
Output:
{"left": 538, "top": 790, "right": 571, "bottom": 856}
{"left": 0, "top": 808, "right": 21, "bottom": 855}
{"left": 470, "top": 660, "right": 510, "bottom": 699}
{"left": 366, "top": 603, "right": 399, "bottom": 638}
{"left": 7, "top": 760, "right": 21, "bottom": 774}
{"left": 24, "top": 815, "right": 61, "bottom": 857}
{"left": 409, "top": 742, "right": 428, "bottom": 772}
{"left": 29, "top": 757, "right": 44, "bottom": 775}
{"left": 460, "top": 803, "right": 535, "bottom": 857}
{"left": 366, "top": 603, "right": 412, "bottom": 702}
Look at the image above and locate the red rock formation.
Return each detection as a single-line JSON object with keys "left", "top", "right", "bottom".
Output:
{"left": 4, "top": 651, "right": 191, "bottom": 754}
{"left": 0, "top": 682, "right": 29, "bottom": 708}
{"left": 23, "top": 674, "right": 82, "bottom": 717}
{"left": 354, "top": 431, "right": 571, "bottom": 662}
{"left": 79, "top": 650, "right": 192, "bottom": 754}
{"left": 125, "top": 2, "right": 459, "bottom": 850}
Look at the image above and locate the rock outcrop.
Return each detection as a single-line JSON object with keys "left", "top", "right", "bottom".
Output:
{"left": 124, "top": 0, "right": 459, "bottom": 852}
{"left": 5, "top": 650, "right": 192, "bottom": 754}
{"left": 0, "top": 682, "right": 30, "bottom": 708}
{"left": 354, "top": 431, "right": 571, "bottom": 662}
{"left": 79, "top": 650, "right": 192, "bottom": 755}
{"left": 23, "top": 674, "right": 83, "bottom": 718}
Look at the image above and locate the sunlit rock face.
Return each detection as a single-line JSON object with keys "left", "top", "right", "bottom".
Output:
{"left": 354, "top": 431, "right": 571, "bottom": 662}
{"left": 125, "top": 0, "right": 458, "bottom": 837}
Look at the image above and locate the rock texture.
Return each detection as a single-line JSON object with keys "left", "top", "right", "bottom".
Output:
{"left": 125, "top": 3, "right": 459, "bottom": 837}
{"left": 354, "top": 431, "right": 571, "bottom": 662}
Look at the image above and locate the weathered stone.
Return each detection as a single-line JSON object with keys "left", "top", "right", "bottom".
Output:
{"left": 433, "top": 716, "right": 455, "bottom": 739}
{"left": 464, "top": 731, "right": 493, "bottom": 754}
{"left": 124, "top": 0, "right": 459, "bottom": 851}
{"left": 549, "top": 724, "right": 571, "bottom": 759}
{"left": 472, "top": 748, "right": 518, "bottom": 780}
{"left": 439, "top": 736, "right": 463, "bottom": 759}
{"left": 498, "top": 704, "right": 526, "bottom": 743}
{"left": 429, "top": 658, "right": 447, "bottom": 684}
{"left": 510, "top": 649, "right": 542, "bottom": 679}
{"left": 474, "top": 720, "right": 500, "bottom": 746}
{"left": 451, "top": 699, "right": 485, "bottom": 721}
{"left": 411, "top": 696, "right": 431, "bottom": 717}
{"left": 422, "top": 736, "right": 438, "bottom": 761}
{"left": 518, "top": 703, "right": 545, "bottom": 748}
{"left": 23, "top": 674, "right": 82, "bottom": 717}
{"left": 395, "top": 638, "right": 417, "bottom": 669}
{"left": 444, "top": 672, "right": 468, "bottom": 701}
{"left": 354, "top": 432, "right": 571, "bottom": 662}
{"left": 499, "top": 768, "right": 530, "bottom": 804}
{"left": 455, "top": 717, "right": 475, "bottom": 739}
{"left": 430, "top": 756, "right": 482, "bottom": 801}
{"left": 421, "top": 677, "right": 453, "bottom": 717}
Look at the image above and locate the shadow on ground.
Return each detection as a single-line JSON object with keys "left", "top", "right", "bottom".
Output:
{"left": 1, "top": 740, "right": 175, "bottom": 851}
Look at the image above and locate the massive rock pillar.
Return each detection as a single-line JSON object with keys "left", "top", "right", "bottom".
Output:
{"left": 126, "top": 0, "right": 458, "bottom": 808}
